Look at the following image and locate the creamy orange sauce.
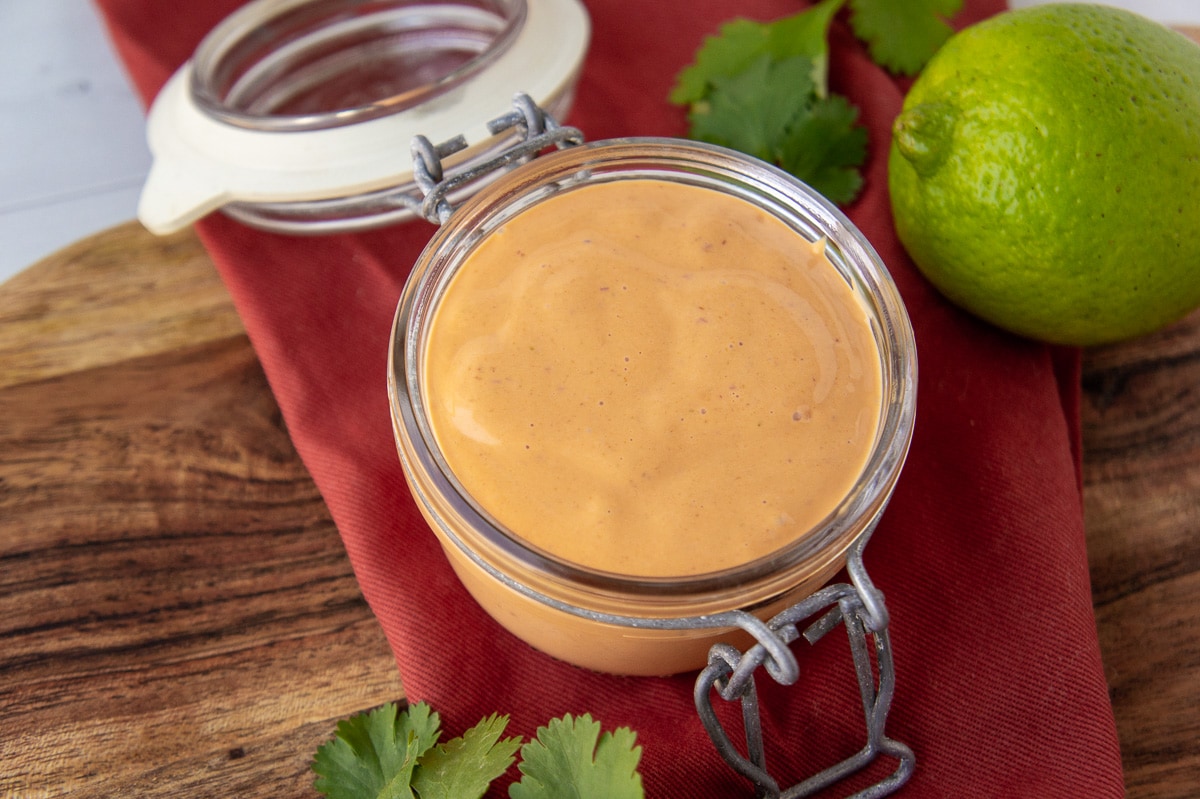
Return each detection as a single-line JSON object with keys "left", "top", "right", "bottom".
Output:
{"left": 423, "top": 179, "right": 881, "bottom": 577}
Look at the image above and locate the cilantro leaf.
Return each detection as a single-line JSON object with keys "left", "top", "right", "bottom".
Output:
{"left": 509, "top": 714, "right": 643, "bottom": 799}
{"left": 670, "top": 0, "right": 867, "bottom": 205}
{"left": 687, "top": 55, "right": 816, "bottom": 163}
{"left": 670, "top": 18, "right": 779, "bottom": 106}
{"left": 411, "top": 714, "right": 522, "bottom": 799}
{"left": 848, "top": 0, "right": 963, "bottom": 75}
{"left": 670, "top": 0, "right": 844, "bottom": 105}
{"left": 759, "top": 0, "right": 845, "bottom": 99}
{"left": 777, "top": 94, "right": 869, "bottom": 205}
{"left": 312, "top": 702, "right": 441, "bottom": 799}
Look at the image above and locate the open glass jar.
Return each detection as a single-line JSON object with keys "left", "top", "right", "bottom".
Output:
{"left": 387, "top": 137, "right": 917, "bottom": 677}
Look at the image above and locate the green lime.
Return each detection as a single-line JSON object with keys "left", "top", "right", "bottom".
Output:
{"left": 888, "top": 3, "right": 1200, "bottom": 346}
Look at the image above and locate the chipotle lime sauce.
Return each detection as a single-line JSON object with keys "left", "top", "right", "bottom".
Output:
{"left": 422, "top": 179, "right": 882, "bottom": 577}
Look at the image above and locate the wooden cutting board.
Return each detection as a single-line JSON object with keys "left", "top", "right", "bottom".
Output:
{"left": 0, "top": 223, "right": 400, "bottom": 798}
{"left": 1, "top": 221, "right": 1197, "bottom": 797}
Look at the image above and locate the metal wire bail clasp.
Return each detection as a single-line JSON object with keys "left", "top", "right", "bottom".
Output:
{"left": 408, "top": 93, "right": 585, "bottom": 225}
{"left": 694, "top": 533, "right": 915, "bottom": 799}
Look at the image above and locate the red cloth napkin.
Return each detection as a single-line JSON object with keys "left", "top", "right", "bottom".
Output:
{"left": 95, "top": 1, "right": 1124, "bottom": 795}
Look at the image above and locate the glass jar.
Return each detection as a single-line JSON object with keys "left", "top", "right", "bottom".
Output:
{"left": 137, "top": 0, "right": 589, "bottom": 235}
{"left": 387, "top": 138, "right": 917, "bottom": 676}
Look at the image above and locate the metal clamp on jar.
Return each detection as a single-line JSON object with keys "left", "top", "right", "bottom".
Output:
{"left": 140, "top": 2, "right": 918, "bottom": 797}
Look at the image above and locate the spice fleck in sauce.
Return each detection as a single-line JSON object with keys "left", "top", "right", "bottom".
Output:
{"left": 423, "top": 179, "right": 881, "bottom": 577}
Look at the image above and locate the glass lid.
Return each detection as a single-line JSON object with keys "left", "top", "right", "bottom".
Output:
{"left": 137, "top": 0, "right": 590, "bottom": 235}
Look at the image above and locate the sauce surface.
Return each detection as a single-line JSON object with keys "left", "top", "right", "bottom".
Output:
{"left": 423, "top": 179, "right": 881, "bottom": 577}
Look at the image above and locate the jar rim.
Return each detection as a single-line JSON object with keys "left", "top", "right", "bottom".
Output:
{"left": 388, "top": 138, "right": 917, "bottom": 606}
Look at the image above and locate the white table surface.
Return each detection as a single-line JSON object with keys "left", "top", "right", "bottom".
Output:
{"left": 0, "top": 1, "right": 150, "bottom": 285}
{"left": 1, "top": 0, "right": 1194, "bottom": 287}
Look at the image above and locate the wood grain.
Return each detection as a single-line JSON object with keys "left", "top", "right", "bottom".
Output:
{"left": 1, "top": 221, "right": 1198, "bottom": 798}
{"left": 1081, "top": 308, "right": 1200, "bottom": 798}
{"left": 0, "top": 224, "right": 244, "bottom": 388}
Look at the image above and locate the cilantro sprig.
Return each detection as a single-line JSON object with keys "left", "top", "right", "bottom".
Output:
{"left": 670, "top": 0, "right": 962, "bottom": 204}
{"left": 311, "top": 702, "right": 644, "bottom": 799}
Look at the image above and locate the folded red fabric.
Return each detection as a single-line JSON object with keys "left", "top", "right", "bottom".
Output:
{"left": 94, "top": 0, "right": 1124, "bottom": 795}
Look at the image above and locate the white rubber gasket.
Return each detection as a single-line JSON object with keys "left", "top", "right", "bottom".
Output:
{"left": 138, "top": 0, "right": 590, "bottom": 234}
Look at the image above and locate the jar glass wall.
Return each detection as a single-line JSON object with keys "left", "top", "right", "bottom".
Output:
{"left": 387, "top": 138, "right": 916, "bottom": 676}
